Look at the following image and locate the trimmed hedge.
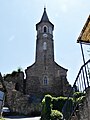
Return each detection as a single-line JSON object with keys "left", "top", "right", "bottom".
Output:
{"left": 52, "top": 97, "right": 67, "bottom": 112}
{"left": 41, "top": 95, "right": 52, "bottom": 120}
{"left": 41, "top": 92, "right": 85, "bottom": 120}
{"left": 41, "top": 95, "right": 67, "bottom": 120}
{"left": 50, "top": 110, "right": 63, "bottom": 120}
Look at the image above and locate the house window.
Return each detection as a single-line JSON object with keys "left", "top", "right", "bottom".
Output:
{"left": 43, "top": 76, "right": 48, "bottom": 85}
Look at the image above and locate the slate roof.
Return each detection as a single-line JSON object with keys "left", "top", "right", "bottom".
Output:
{"left": 40, "top": 7, "right": 49, "bottom": 22}
{"left": 36, "top": 8, "right": 54, "bottom": 30}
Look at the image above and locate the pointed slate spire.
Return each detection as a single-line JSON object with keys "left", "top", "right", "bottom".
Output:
{"left": 40, "top": 7, "right": 49, "bottom": 22}
{"left": 36, "top": 7, "right": 54, "bottom": 30}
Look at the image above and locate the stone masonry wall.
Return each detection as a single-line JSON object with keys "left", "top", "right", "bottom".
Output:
{"left": 71, "top": 87, "right": 90, "bottom": 120}
{"left": 4, "top": 71, "right": 24, "bottom": 93}
{"left": 78, "top": 87, "right": 90, "bottom": 120}
{"left": 4, "top": 81, "right": 41, "bottom": 116}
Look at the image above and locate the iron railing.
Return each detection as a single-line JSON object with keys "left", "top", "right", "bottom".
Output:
{"left": 62, "top": 59, "right": 90, "bottom": 120}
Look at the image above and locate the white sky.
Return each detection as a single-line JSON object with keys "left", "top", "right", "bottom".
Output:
{"left": 0, "top": 0, "right": 90, "bottom": 85}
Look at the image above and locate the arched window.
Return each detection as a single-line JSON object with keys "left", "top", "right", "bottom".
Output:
{"left": 42, "top": 25, "right": 48, "bottom": 33}
{"left": 44, "top": 27, "right": 47, "bottom": 33}
{"left": 43, "top": 76, "right": 48, "bottom": 85}
{"left": 43, "top": 42, "right": 47, "bottom": 50}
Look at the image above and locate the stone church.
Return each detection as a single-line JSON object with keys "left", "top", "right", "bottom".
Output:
{"left": 0, "top": 8, "right": 71, "bottom": 115}
{"left": 25, "top": 8, "right": 71, "bottom": 97}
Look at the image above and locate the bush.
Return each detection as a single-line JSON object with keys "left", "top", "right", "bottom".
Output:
{"left": 50, "top": 110, "right": 63, "bottom": 120}
{"left": 41, "top": 94, "right": 52, "bottom": 120}
{"left": 52, "top": 97, "right": 67, "bottom": 112}
{"left": 63, "top": 98, "right": 73, "bottom": 119}
{"left": 73, "top": 92, "right": 85, "bottom": 107}
{"left": 41, "top": 94, "right": 73, "bottom": 120}
{"left": 73, "top": 92, "right": 85, "bottom": 101}
{"left": 77, "top": 96, "right": 85, "bottom": 103}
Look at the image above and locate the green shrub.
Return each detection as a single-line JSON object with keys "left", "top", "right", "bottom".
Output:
{"left": 50, "top": 110, "right": 63, "bottom": 120}
{"left": 17, "top": 67, "right": 22, "bottom": 72}
{"left": 57, "top": 97, "right": 67, "bottom": 111}
{"left": 63, "top": 98, "right": 73, "bottom": 119}
{"left": 45, "top": 94, "right": 52, "bottom": 104}
{"left": 41, "top": 94, "right": 81, "bottom": 120}
{"left": 41, "top": 94, "right": 52, "bottom": 120}
{"left": 73, "top": 92, "right": 85, "bottom": 108}
{"left": 52, "top": 96, "right": 73, "bottom": 112}
{"left": 77, "top": 96, "right": 85, "bottom": 103}
{"left": 73, "top": 92, "right": 85, "bottom": 101}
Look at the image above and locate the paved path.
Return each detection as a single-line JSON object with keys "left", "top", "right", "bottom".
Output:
{"left": 5, "top": 116, "right": 41, "bottom": 120}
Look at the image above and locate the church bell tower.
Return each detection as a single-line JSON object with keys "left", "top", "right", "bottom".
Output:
{"left": 36, "top": 8, "right": 54, "bottom": 64}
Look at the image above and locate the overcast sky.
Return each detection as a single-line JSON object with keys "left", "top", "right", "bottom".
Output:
{"left": 0, "top": 0, "right": 90, "bottom": 85}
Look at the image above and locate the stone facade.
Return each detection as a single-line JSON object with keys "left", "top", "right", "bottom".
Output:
{"left": 25, "top": 62, "right": 71, "bottom": 97}
{"left": 78, "top": 87, "right": 90, "bottom": 120}
{"left": 70, "top": 87, "right": 90, "bottom": 120}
